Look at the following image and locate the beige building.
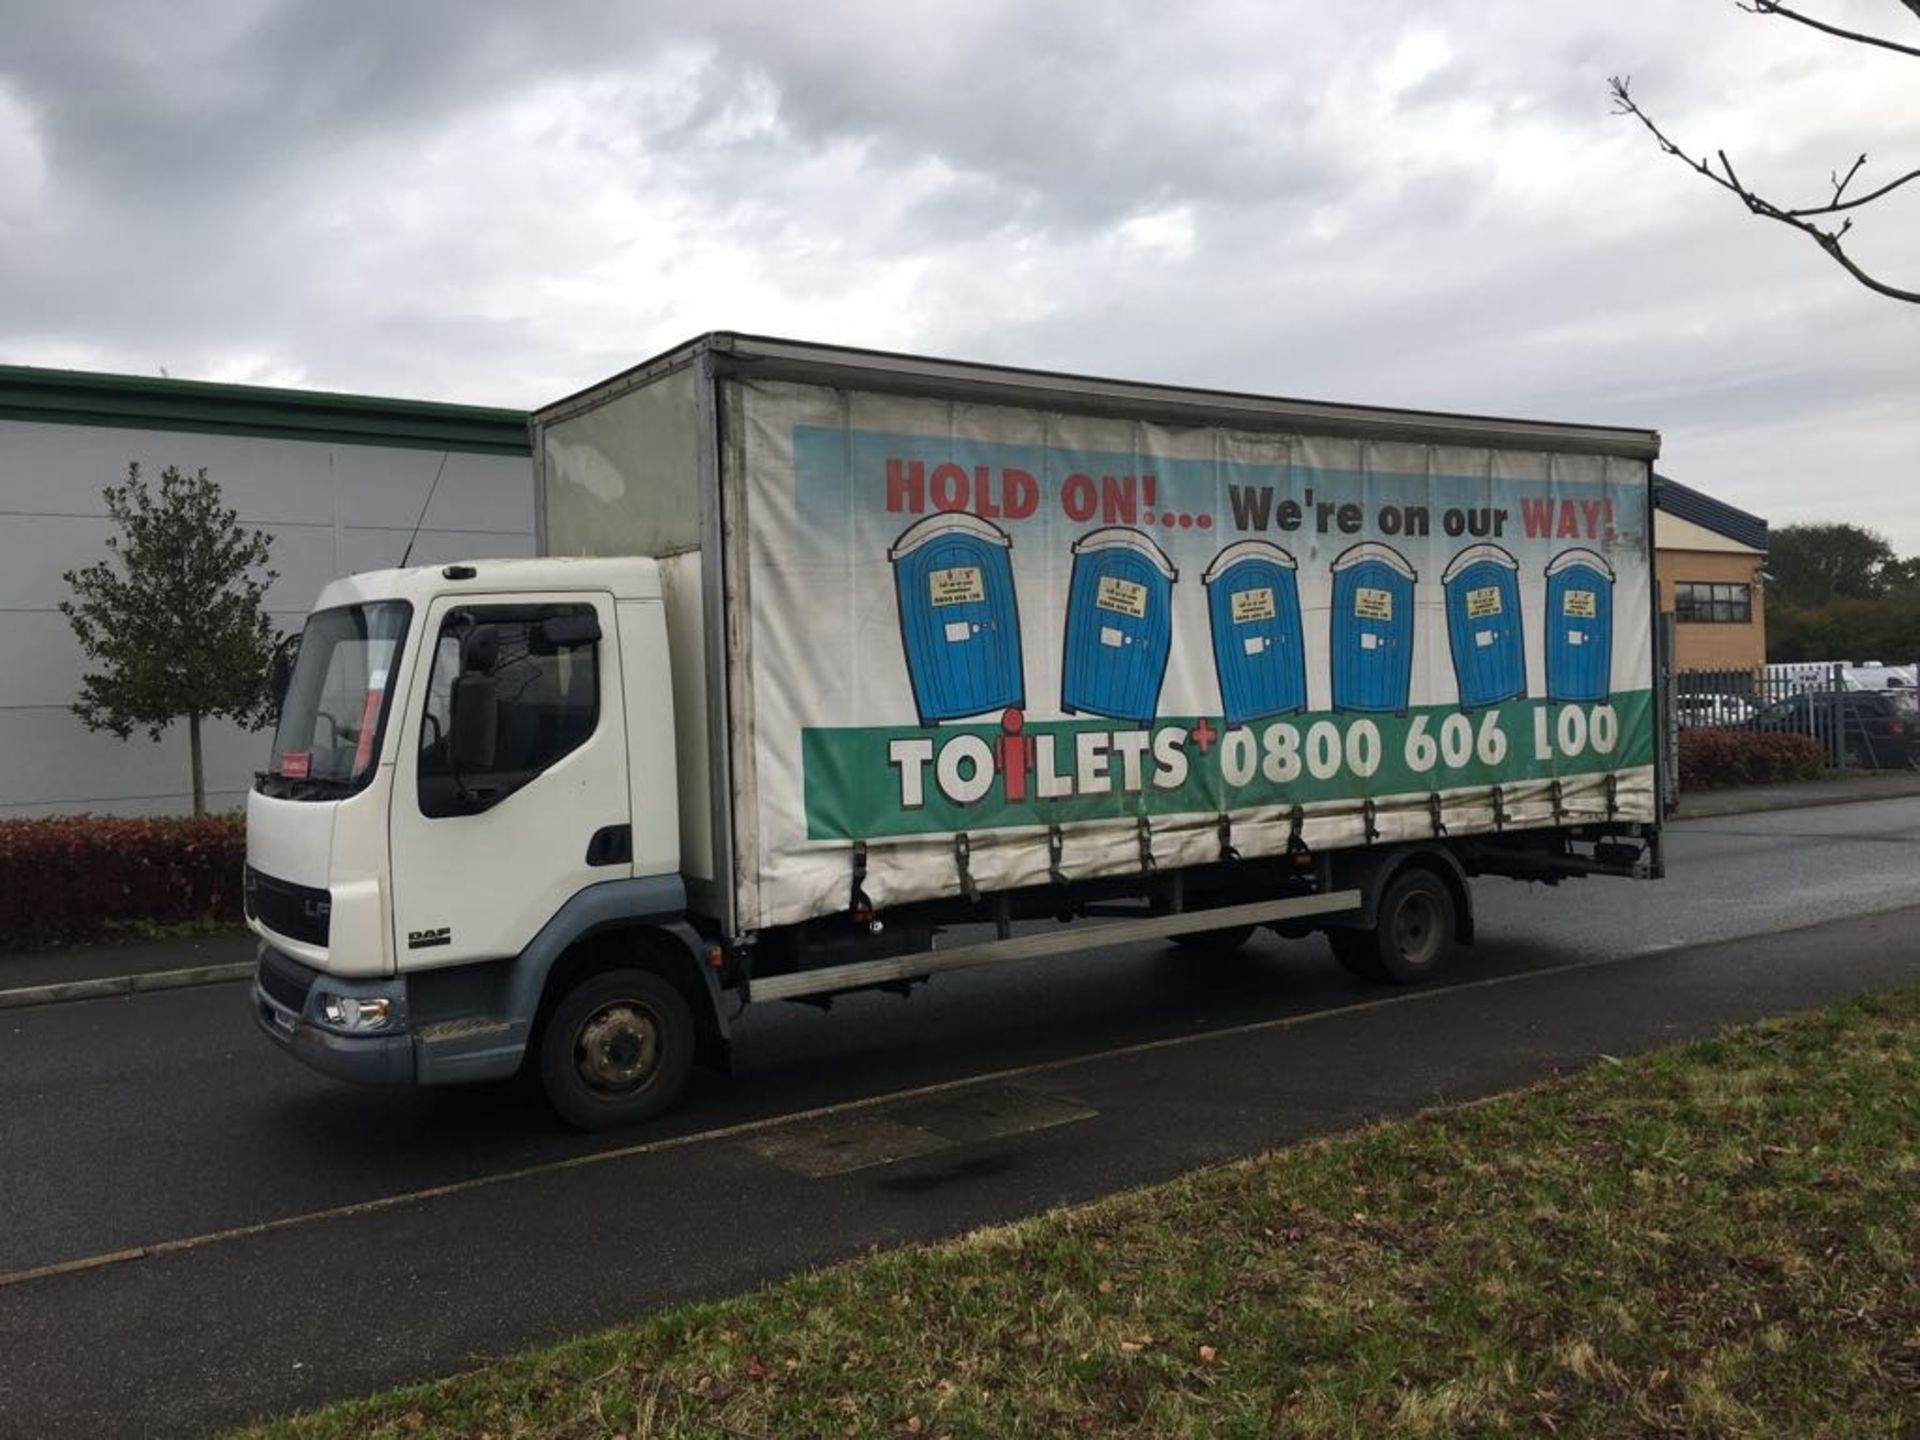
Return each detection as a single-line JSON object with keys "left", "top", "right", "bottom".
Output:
{"left": 1653, "top": 477, "right": 1768, "bottom": 673}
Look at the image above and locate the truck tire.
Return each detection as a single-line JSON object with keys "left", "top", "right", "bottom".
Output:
{"left": 1169, "top": 924, "right": 1256, "bottom": 956}
{"left": 538, "top": 968, "right": 695, "bottom": 1131}
{"left": 1328, "top": 868, "right": 1455, "bottom": 985}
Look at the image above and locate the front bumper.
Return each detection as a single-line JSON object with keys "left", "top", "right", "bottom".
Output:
{"left": 253, "top": 944, "right": 413, "bottom": 1086}
{"left": 253, "top": 943, "right": 532, "bottom": 1088}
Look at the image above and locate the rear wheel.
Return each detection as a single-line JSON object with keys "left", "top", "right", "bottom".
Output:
{"left": 1327, "top": 868, "right": 1456, "bottom": 985}
{"left": 538, "top": 968, "right": 695, "bottom": 1131}
{"left": 1169, "top": 924, "right": 1256, "bottom": 957}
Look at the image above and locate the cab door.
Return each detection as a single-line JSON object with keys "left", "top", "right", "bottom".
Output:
{"left": 389, "top": 591, "right": 627, "bottom": 969}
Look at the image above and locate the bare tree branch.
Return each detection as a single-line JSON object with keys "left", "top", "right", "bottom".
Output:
{"left": 1827, "top": 154, "right": 1867, "bottom": 205}
{"left": 1783, "top": 160, "right": 1920, "bottom": 215}
{"left": 1608, "top": 74, "right": 1920, "bottom": 304}
{"left": 1737, "top": 0, "right": 1920, "bottom": 59}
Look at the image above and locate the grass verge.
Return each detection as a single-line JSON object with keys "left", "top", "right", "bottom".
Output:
{"left": 236, "top": 989, "right": 1920, "bottom": 1439}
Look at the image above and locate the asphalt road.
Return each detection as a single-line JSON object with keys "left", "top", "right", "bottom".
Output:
{"left": 3, "top": 797, "right": 1919, "bottom": 1437}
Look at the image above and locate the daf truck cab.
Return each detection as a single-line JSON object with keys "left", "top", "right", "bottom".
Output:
{"left": 249, "top": 557, "right": 717, "bottom": 1129}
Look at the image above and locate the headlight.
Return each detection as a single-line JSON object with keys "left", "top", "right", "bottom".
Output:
{"left": 317, "top": 993, "right": 392, "bottom": 1031}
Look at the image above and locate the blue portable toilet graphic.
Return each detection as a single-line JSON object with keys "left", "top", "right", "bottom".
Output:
{"left": 1061, "top": 527, "right": 1177, "bottom": 724}
{"left": 1203, "top": 541, "right": 1306, "bottom": 728}
{"left": 1328, "top": 545, "right": 1420, "bottom": 714}
{"left": 1545, "top": 548, "right": 1615, "bottom": 702}
{"left": 1441, "top": 544, "right": 1527, "bottom": 709}
{"left": 889, "top": 513, "right": 1024, "bottom": 726}
{"left": 1328, "top": 545, "right": 1420, "bottom": 718}
{"left": 1330, "top": 542, "right": 1417, "bottom": 713}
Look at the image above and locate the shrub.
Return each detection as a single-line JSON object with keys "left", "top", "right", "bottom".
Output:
{"left": 1678, "top": 727, "right": 1827, "bottom": 790}
{"left": 0, "top": 813, "right": 246, "bottom": 948}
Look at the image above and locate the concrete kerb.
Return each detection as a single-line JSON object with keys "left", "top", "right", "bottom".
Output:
{"left": 0, "top": 960, "right": 254, "bottom": 1011}
{"left": 3, "top": 774, "right": 1917, "bottom": 1013}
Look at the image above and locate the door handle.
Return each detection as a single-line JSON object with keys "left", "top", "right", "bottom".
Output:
{"left": 585, "top": 825, "right": 632, "bottom": 866}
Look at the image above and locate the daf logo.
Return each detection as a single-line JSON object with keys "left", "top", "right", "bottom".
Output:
{"left": 408, "top": 927, "right": 452, "bottom": 950}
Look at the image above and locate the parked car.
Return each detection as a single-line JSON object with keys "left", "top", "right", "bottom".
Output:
{"left": 1676, "top": 692, "right": 1758, "bottom": 728}
{"left": 1846, "top": 664, "right": 1919, "bottom": 693}
{"left": 1749, "top": 690, "right": 1920, "bottom": 770}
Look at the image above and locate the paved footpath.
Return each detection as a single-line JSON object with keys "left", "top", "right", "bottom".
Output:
{"left": 1, "top": 797, "right": 1917, "bottom": 1437}
{"left": 0, "top": 930, "right": 252, "bottom": 998}
{"left": 1667, "top": 768, "right": 1920, "bottom": 820}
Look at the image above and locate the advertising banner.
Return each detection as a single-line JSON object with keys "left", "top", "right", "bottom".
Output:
{"left": 736, "top": 381, "right": 1655, "bottom": 930}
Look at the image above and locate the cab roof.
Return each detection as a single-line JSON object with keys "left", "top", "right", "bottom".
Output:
{"left": 312, "top": 556, "right": 660, "bottom": 613}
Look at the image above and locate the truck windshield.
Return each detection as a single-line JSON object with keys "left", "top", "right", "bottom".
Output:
{"left": 260, "top": 602, "right": 412, "bottom": 798}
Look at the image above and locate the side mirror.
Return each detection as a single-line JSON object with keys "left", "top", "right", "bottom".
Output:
{"left": 449, "top": 672, "right": 499, "bottom": 772}
{"left": 268, "top": 634, "right": 299, "bottom": 713}
{"left": 531, "top": 612, "right": 600, "bottom": 654}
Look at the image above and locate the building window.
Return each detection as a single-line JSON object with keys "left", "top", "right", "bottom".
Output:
{"left": 1674, "top": 581, "right": 1752, "bottom": 624}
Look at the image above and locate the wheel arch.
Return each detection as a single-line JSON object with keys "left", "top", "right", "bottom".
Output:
{"left": 502, "top": 877, "right": 730, "bottom": 1071}
{"left": 1329, "top": 844, "right": 1475, "bottom": 944}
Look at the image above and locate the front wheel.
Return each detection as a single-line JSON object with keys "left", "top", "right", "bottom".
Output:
{"left": 538, "top": 968, "right": 695, "bottom": 1131}
{"left": 1327, "top": 868, "right": 1456, "bottom": 985}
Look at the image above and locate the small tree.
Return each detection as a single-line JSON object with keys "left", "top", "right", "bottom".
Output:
{"left": 60, "top": 463, "right": 279, "bottom": 815}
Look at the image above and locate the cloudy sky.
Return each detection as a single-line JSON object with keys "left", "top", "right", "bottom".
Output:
{"left": 1, "top": 1, "right": 1914, "bottom": 546}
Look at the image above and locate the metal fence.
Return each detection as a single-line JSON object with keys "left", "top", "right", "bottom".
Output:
{"left": 1673, "top": 662, "right": 1920, "bottom": 770}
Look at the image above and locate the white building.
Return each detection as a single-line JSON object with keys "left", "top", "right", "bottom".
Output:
{"left": 0, "top": 366, "right": 533, "bottom": 817}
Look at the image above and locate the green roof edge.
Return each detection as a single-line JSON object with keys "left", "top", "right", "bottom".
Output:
{"left": 0, "top": 363, "right": 531, "bottom": 456}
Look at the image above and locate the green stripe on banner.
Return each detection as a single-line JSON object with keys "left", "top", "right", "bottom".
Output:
{"left": 803, "top": 690, "right": 1654, "bottom": 841}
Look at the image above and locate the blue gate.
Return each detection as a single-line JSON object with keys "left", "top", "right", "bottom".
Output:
{"left": 889, "top": 513, "right": 1024, "bottom": 725}
{"left": 1061, "top": 527, "right": 1177, "bottom": 724}
{"left": 1203, "top": 540, "right": 1306, "bottom": 728}
{"left": 1330, "top": 542, "right": 1417, "bottom": 713}
{"left": 1545, "top": 548, "right": 1615, "bottom": 702}
{"left": 1441, "top": 544, "right": 1527, "bottom": 709}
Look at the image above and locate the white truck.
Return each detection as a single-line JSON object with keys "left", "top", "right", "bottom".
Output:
{"left": 249, "top": 334, "right": 1666, "bottom": 1128}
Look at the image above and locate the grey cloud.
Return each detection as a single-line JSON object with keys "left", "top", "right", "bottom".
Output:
{"left": 3, "top": 1, "right": 1336, "bottom": 230}
{"left": 0, "top": 0, "right": 1913, "bottom": 545}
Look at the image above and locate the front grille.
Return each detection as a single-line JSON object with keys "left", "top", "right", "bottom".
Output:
{"left": 258, "top": 948, "right": 314, "bottom": 1014}
{"left": 247, "top": 866, "right": 331, "bottom": 945}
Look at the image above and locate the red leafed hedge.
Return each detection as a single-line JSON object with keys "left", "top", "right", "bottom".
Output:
{"left": 1678, "top": 727, "right": 1827, "bottom": 791}
{"left": 0, "top": 813, "right": 247, "bottom": 948}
